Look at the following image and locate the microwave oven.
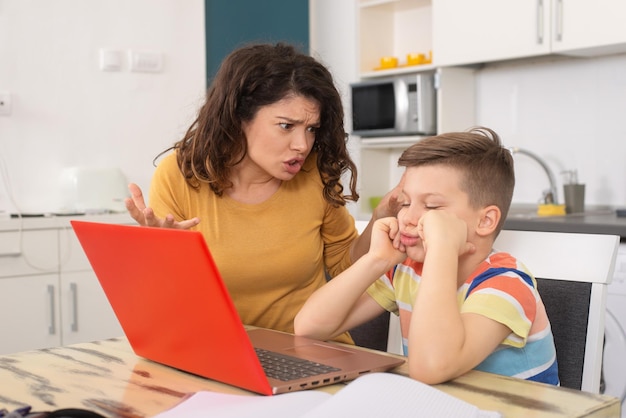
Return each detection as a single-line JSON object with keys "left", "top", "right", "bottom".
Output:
{"left": 350, "top": 72, "right": 437, "bottom": 137}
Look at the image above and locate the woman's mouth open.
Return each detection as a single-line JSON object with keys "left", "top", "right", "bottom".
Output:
{"left": 284, "top": 158, "right": 304, "bottom": 175}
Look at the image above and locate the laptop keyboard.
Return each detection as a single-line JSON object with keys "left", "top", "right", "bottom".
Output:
{"left": 255, "top": 348, "right": 340, "bottom": 381}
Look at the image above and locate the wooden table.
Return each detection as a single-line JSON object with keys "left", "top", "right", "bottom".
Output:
{"left": 0, "top": 337, "right": 620, "bottom": 417}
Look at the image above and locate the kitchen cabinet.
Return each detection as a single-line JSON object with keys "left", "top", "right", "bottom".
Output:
{"left": 432, "top": 0, "right": 626, "bottom": 67}
{"left": 0, "top": 274, "right": 61, "bottom": 354}
{"left": 0, "top": 228, "right": 62, "bottom": 354}
{"left": 550, "top": 0, "right": 626, "bottom": 55}
{"left": 58, "top": 227, "right": 123, "bottom": 346}
{"left": 0, "top": 215, "right": 129, "bottom": 354}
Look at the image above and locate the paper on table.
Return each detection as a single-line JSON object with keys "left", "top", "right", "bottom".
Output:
{"left": 301, "top": 373, "right": 502, "bottom": 418}
{"left": 152, "top": 373, "right": 501, "bottom": 418}
{"left": 152, "top": 390, "right": 331, "bottom": 418}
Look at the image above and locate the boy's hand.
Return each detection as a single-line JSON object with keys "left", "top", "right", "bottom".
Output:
{"left": 417, "top": 211, "right": 475, "bottom": 256}
{"left": 369, "top": 217, "right": 408, "bottom": 267}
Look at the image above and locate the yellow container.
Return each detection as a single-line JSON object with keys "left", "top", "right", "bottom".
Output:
{"left": 405, "top": 50, "right": 433, "bottom": 66}
{"left": 537, "top": 204, "right": 566, "bottom": 216}
{"left": 379, "top": 56, "right": 398, "bottom": 69}
{"left": 406, "top": 53, "right": 425, "bottom": 66}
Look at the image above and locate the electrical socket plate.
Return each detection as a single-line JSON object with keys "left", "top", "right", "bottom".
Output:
{"left": 0, "top": 92, "right": 11, "bottom": 116}
{"left": 129, "top": 50, "right": 163, "bottom": 73}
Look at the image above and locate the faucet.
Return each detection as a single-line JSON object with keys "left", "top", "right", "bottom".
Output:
{"left": 508, "top": 147, "right": 559, "bottom": 205}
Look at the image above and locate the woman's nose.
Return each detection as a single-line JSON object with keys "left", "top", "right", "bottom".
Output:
{"left": 291, "top": 130, "right": 312, "bottom": 151}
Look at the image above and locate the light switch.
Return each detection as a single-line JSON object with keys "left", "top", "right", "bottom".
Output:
{"left": 99, "top": 49, "right": 122, "bottom": 72}
{"left": 129, "top": 50, "right": 163, "bottom": 73}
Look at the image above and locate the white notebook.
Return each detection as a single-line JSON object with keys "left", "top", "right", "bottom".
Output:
{"left": 154, "top": 373, "right": 501, "bottom": 418}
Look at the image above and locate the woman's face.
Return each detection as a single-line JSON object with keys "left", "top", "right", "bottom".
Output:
{"left": 242, "top": 95, "right": 319, "bottom": 181}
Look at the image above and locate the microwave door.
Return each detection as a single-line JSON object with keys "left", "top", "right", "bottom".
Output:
{"left": 394, "top": 78, "right": 410, "bottom": 133}
{"left": 415, "top": 74, "right": 436, "bottom": 135}
{"left": 351, "top": 83, "right": 396, "bottom": 136}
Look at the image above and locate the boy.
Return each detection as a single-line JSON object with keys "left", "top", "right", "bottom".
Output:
{"left": 294, "top": 127, "right": 559, "bottom": 385}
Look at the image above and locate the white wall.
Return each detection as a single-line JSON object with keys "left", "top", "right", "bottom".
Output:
{"left": 476, "top": 53, "right": 626, "bottom": 207}
{"left": 0, "top": 0, "right": 206, "bottom": 214}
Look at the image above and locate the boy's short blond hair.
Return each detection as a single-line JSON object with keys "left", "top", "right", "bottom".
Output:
{"left": 398, "top": 126, "right": 515, "bottom": 233}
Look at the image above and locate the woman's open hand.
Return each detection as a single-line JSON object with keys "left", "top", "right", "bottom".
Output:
{"left": 124, "top": 183, "right": 200, "bottom": 229}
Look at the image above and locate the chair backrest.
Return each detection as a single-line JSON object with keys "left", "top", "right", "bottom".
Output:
{"left": 494, "top": 229, "right": 619, "bottom": 393}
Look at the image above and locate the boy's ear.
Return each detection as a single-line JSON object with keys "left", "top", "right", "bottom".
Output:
{"left": 476, "top": 205, "right": 501, "bottom": 236}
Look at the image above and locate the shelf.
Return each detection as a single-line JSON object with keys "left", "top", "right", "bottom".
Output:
{"left": 354, "top": 1, "right": 476, "bottom": 220}
{"left": 359, "top": 0, "right": 402, "bottom": 7}
{"left": 358, "top": 0, "right": 433, "bottom": 76}
{"left": 359, "top": 136, "right": 425, "bottom": 149}
{"left": 360, "top": 63, "right": 437, "bottom": 79}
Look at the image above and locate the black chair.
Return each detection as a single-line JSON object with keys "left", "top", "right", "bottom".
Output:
{"left": 349, "top": 310, "right": 391, "bottom": 352}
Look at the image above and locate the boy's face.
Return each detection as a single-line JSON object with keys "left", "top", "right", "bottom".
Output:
{"left": 396, "top": 164, "right": 481, "bottom": 262}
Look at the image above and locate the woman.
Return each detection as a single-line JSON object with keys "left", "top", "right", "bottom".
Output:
{"left": 125, "top": 42, "right": 398, "bottom": 343}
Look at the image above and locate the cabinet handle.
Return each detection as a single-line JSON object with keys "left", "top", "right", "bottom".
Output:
{"left": 70, "top": 282, "right": 78, "bottom": 332}
{"left": 536, "top": 0, "right": 544, "bottom": 44}
{"left": 47, "top": 284, "right": 56, "bottom": 335}
{"left": 555, "top": 0, "right": 564, "bottom": 41}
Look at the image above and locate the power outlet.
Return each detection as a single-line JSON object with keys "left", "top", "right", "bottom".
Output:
{"left": 0, "top": 92, "right": 11, "bottom": 116}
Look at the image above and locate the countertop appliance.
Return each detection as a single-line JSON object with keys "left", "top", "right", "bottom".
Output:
{"left": 58, "top": 167, "right": 129, "bottom": 214}
{"left": 350, "top": 72, "right": 437, "bottom": 138}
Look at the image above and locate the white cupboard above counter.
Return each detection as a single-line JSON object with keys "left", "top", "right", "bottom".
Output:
{"left": 433, "top": 0, "right": 626, "bottom": 67}
{"left": 357, "top": 0, "right": 626, "bottom": 75}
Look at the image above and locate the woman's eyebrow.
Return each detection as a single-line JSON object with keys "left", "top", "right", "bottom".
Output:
{"left": 276, "top": 116, "right": 320, "bottom": 126}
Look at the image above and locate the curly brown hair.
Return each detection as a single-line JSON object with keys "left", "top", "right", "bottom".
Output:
{"left": 156, "top": 42, "right": 359, "bottom": 207}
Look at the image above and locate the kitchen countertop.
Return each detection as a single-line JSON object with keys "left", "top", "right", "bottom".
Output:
{"left": 0, "top": 212, "right": 134, "bottom": 232}
{"left": 505, "top": 204, "right": 626, "bottom": 239}
{"left": 3, "top": 205, "right": 624, "bottom": 238}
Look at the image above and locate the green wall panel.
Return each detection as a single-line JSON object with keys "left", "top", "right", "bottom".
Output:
{"left": 205, "top": 0, "right": 309, "bottom": 83}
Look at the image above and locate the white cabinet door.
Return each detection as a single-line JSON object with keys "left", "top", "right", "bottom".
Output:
{"left": 0, "top": 228, "right": 61, "bottom": 354}
{"left": 0, "top": 274, "right": 61, "bottom": 355}
{"left": 59, "top": 226, "right": 123, "bottom": 345}
{"left": 552, "top": 0, "right": 626, "bottom": 55}
{"left": 60, "top": 271, "right": 123, "bottom": 345}
{"left": 433, "top": 0, "right": 550, "bottom": 66}
{"left": 433, "top": 0, "right": 626, "bottom": 66}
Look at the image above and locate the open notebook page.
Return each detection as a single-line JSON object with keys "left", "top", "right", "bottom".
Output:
{"left": 153, "top": 373, "right": 501, "bottom": 418}
{"left": 302, "top": 372, "right": 502, "bottom": 418}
